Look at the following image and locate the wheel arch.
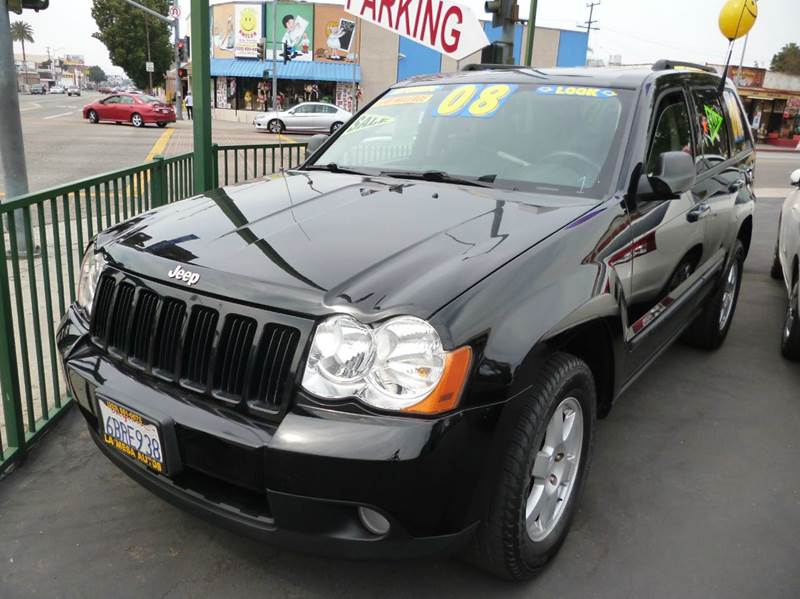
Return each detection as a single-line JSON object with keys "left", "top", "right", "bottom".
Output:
{"left": 545, "top": 319, "right": 617, "bottom": 418}
{"left": 737, "top": 215, "right": 753, "bottom": 259}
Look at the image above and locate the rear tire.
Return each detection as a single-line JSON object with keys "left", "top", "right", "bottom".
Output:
{"left": 781, "top": 281, "right": 800, "bottom": 361}
{"left": 330, "top": 121, "right": 343, "bottom": 134}
{"left": 88, "top": 110, "right": 98, "bottom": 124}
{"left": 683, "top": 240, "right": 744, "bottom": 350}
{"left": 156, "top": 121, "right": 167, "bottom": 128}
{"left": 470, "top": 352, "right": 596, "bottom": 581}
{"left": 131, "top": 113, "right": 144, "bottom": 128}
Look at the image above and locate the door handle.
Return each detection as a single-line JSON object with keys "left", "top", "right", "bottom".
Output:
{"left": 687, "top": 204, "right": 711, "bottom": 222}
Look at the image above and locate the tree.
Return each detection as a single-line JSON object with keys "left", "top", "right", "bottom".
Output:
{"left": 91, "top": 0, "right": 173, "bottom": 90}
{"left": 10, "top": 21, "right": 34, "bottom": 86}
{"left": 87, "top": 65, "right": 107, "bottom": 83}
{"left": 770, "top": 43, "right": 800, "bottom": 75}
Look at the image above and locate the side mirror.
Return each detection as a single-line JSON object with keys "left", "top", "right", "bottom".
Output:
{"left": 287, "top": 109, "right": 295, "bottom": 115}
{"left": 790, "top": 168, "right": 800, "bottom": 187}
{"left": 637, "top": 151, "right": 696, "bottom": 201}
{"left": 306, "top": 134, "right": 329, "bottom": 157}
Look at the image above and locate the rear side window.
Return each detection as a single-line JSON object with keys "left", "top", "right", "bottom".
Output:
{"left": 723, "top": 90, "right": 751, "bottom": 155}
{"left": 690, "top": 88, "right": 731, "bottom": 170}
{"left": 646, "top": 91, "right": 694, "bottom": 175}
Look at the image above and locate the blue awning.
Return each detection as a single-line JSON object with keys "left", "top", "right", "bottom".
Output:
{"left": 210, "top": 58, "right": 360, "bottom": 83}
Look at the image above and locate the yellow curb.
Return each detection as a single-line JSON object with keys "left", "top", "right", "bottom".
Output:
{"left": 145, "top": 128, "right": 175, "bottom": 162}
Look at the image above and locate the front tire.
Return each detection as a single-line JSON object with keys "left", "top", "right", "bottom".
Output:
{"left": 131, "top": 113, "right": 144, "bottom": 128}
{"left": 771, "top": 245, "right": 783, "bottom": 280}
{"left": 471, "top": 353, "right": 596, "bottom": 580}
{"left": 781, "top": 281, "right": 800, "bottom": 361}
{"left": 88, "top": 110, "right": 98, "bottom": 123}
{"left": 268, "top": 119, "right": 284, "bottom": 133}
{"left": 683, "top": 240, "right": 744, "bottom": 350}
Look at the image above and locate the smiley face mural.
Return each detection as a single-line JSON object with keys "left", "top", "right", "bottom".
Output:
{"left": 234, "top": 4, "right": 263, "bottom": 58}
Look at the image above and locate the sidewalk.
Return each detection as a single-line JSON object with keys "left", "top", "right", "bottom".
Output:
{"left": 756, "top": 142, "right": 799, "bottom": 153}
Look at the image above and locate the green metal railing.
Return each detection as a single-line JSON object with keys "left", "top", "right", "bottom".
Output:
{"left": 0, "top": 142, "right": 307, "bottom": 475}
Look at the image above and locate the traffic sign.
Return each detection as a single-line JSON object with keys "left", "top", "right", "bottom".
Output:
{"left": 168, "top": 5, "right": 181, "bottom": 19}
{"left": 345, "top": 0, "right": 488, "bottom": 61}
{"left": 146, "top": 61, "right": 155, "bottom": 73}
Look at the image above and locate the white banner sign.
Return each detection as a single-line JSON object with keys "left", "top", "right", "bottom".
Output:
{"left": 345, "top": 0, "right": 489, "bottom": 60}
{"left": 234, "top": 4, "right": 262, "bottom": 58}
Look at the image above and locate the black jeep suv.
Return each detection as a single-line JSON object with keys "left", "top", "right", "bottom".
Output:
{"left": 58, "top": 61, "right": 755, "bottom": 580}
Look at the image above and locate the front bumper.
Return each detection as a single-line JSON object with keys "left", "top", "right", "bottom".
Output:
{"left": 58, "top": 306, "right": 491, "bottom": 559}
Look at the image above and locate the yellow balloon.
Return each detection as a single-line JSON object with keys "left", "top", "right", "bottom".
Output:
{"left": 719, "top": 0, "right": 758, "bottom": 40}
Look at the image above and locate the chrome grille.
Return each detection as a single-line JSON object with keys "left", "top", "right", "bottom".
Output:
{"left": 89, "top": 271, "right": 304, "bottom": 420}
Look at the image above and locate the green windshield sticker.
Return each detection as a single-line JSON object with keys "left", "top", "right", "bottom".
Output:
{"left": 703, "top": 105, "right": 724, "bottom": 143}
{"left": 343, "top": 114, "right": 395, "bottom": 135}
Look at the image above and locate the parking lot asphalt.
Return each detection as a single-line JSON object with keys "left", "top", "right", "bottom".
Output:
{"left": 1, "top": 195, "right": 799, "bottom": 599}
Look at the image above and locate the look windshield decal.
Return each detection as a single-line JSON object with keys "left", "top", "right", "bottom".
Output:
{"left": 535, "top": 85, "right": 617, "bottom": 98}
{"left": 433, "top": 84, "right": 518, "bottom": 118}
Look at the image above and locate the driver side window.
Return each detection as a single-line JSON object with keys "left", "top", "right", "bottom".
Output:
{"left": 646, "top": 91, "right": 694, "bottom": 175}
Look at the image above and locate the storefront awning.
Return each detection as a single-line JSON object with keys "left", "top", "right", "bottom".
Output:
{"left": 210, "top": 59, "right": 360, "bottom": 83}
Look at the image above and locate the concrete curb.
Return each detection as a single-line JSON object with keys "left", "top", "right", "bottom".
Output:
{"left": 754, "top": 188, "right": 791, "bottom": 198}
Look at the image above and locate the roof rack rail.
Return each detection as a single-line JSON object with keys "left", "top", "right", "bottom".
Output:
{"left": 651, "top": 59, "right": 718, "bottom": 75}
{"left": 460, "top": 63, "right": 548, "bottom": 78}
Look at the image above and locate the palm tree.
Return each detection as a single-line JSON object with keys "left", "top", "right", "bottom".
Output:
{"left": 10, "top": 21, "right": 35, "bottom": 87}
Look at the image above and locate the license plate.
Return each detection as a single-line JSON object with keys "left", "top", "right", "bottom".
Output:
{"left": 98, "top": 398, "right": 166, "bottom": 474}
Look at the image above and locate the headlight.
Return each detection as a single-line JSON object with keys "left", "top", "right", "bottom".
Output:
{"left": 302, "top": 315, "right": 472, "bottom": 415}
{"left": 76, "top": 246, "right": 106, "bottom": 315}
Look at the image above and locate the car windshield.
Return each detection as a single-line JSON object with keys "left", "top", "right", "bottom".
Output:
{"left": 310, "top": 82, "right": 633, "bottom": 197}
{"left": 139, "top": 95, "right": 162, "bottom": 104}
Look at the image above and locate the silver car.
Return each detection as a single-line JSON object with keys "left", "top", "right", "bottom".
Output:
{"left": 254, "top": 102, "right": 351, "bottom": 134}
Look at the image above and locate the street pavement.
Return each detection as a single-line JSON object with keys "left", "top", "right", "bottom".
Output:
{"left": 1, "top": 194, "right": 799, "bottom": 598}
{"left": 0, "top": 92, "right": 305, "bottom": 197}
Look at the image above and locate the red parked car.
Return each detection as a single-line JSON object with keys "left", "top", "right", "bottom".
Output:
{"left": 83, "top": 93, "right": 176, "bottom": 128}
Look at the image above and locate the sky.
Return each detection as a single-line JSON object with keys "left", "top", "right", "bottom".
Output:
{"left": 9, "top": 0, "right": 799, "bottom": 77}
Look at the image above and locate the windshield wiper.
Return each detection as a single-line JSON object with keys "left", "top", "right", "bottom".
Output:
{"left": 304, "top": 163, "right": 374, "bottom": 176}
{"left": 378, "top": 170, "right": 497, "bottom": 188}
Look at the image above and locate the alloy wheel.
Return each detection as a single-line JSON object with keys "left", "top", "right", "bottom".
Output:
{"left": 785, "top": 285, "right": 798, "bottom": 342}
{"left": 719, "top": 260, "right": 739, "bottom": 330}
{"left": 269, "top": 120, "right": 282, "bottom": 133}
{"left": 525, "top": 396, "right": 584, "bottom": 542}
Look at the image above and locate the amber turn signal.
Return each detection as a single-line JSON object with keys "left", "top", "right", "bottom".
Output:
{"left": 403, "top": 346, "right": 473, "bottom": 415}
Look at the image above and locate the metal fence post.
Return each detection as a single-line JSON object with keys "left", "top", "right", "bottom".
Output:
{"left": 211, "top": 144, "right": 220, "bottom": 188}
{"left": 150, "top": 155, "right": 167, "bottom": 208}
{"left": 0, "top": 224, "right": 26, "bottom": 460}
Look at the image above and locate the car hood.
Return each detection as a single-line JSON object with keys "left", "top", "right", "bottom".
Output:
{"left": 99, "top": 171, "right": 596, "bottom": 321}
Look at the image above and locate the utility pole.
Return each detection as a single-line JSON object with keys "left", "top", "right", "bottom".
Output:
{"left": 119, "top": 0, "right": 182, "bottom": 119}
{"left": 581, "top": 1, "right": 599, "bottom": 36}
{"left": 144, "top": 17, "right": 153, "bottom": 94}
{"left": 0, "top": 0, "right": 31, "bottom": 251}
{"left": 523, "top": 0, "right": 538, "bottom": 66}
{"left": 579, "top": 1, "right": 599, "bottom": 65}
{"left": 272, "top": 0, "right": 278, "bottom": 111}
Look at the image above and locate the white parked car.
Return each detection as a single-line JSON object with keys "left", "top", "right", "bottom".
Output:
{"left": 50, "top": 86, "right": 66, "bottom": 94}
{"left": 254, "top": 102, "right": 351, "bottom": 134}
{"left": 772, "top": 167, "right": 800, "bottom": 359}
